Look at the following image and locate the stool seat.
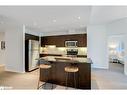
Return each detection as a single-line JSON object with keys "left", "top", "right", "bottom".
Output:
{"left": 65, "top": 66, "right": 78, "bottom": 73}
{"left": 39, "top": 64, "right": 51, "bottom": 69}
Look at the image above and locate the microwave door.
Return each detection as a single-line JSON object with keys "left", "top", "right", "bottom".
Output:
{"left": 65, "top": 41, "right": 77, "bottom": 47}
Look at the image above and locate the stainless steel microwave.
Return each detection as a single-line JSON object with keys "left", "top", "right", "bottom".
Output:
{"left": 65, "top": 41, "right": 78, "bottom": 47}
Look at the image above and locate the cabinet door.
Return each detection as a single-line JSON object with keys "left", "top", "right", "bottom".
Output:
{"left": 41, "top": 37, "right": 45, "bottom": 47}
{"left": 56, "top": 36, "right": 65, "bottom": 47}
{"left": 42, "top": 36, "right": 54, "bottom": 45}
{"left": 78, "top": 34, "right": 87, "bottom": 47}
{"left": 53, "top": 36, "right": 64, "bottom": 47}
{"left": 43, "top": 36, "right": 64, "bottom": 47}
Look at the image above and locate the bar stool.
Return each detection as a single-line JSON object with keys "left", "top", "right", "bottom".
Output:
{"left": 65, "top": 65, "right": 79, "bottom": 89}
{"left": 37, "top": 59, "right": 53, "bottom": 89}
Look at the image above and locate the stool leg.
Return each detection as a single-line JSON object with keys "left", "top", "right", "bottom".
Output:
{"left": 48, "top": 68, "right": 53, "bottom": 89}
{"left": 66, "top": 72, "right": 68, "bottom": 89}
{"left": 37, "top": 68, "right": 40, "bottom": 89}
{"left": 51, "top": 69, "right": 53, "bottom": 90}
{"left": 44, "top": 70, "right": 47, "bottom": 89}
{"left": 52, "top": 83, "right": 53, "bottom": 89}
{"left": 74, "top": 72, "right": 76, "bottom": 89}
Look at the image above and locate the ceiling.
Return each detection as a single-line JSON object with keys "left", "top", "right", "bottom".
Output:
{"left": 90, "top": 6, "right": 127, "bottom": 24}
{"left": 0, "top": 6, "right": 127, "bottom": 32}
{"left": 0, "top": 6, "right": 91, "bottom": 32}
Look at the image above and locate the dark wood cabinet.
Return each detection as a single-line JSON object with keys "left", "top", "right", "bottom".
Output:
{"left": 25, "top": 33, "right": 39, "bottom": 41}
{"left": 40, "top": 61, "right": 91, "bottom": 89}
{"left": 41, "top": 34, "right": 87, "bottom": 47}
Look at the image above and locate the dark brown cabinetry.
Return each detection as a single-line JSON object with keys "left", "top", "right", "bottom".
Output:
{"left": 25, "top": 33, "right": 39, "bottom": 41}
{"left": 40, "top": 60, "right": 91, "bottom": 89}
{"left": 41, "top": 34, "right": 87, "bottom": 47}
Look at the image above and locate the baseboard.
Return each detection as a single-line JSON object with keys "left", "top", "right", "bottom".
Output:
{"left": 5, "top": 68, "right": 25, "bottom": 73}
{"left": 91, "top": 65, "right": 108, "bottom": 69}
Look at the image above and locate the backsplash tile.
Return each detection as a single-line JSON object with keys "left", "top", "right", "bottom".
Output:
{"left": 40, "top": 46, "right": 87, "bottom": 55}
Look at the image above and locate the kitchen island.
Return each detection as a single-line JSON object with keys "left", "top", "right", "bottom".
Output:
{"left": 39, "top": 56, "right": 92, "bottom": 89}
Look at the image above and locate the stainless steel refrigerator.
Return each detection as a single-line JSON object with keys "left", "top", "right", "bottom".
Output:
{"left": 25, "top": 40, "right": 39, "bottom": 71}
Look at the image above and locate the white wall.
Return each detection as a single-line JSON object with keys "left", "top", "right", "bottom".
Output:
{"left": 107, "top": 18, "right": 127, "bottom": 75}
{"left": 5, "top": 25, "right": 25, "bottom": 72}
{"left": 124, "top": 36, "right": 127, "bottom": 75}
{"left": 87, "top": 25, "right": 108, "bottom": 69}
{"left": 107, "top": 18, "right": 127, "bottom": 36}
{"left": 1, "top": 24, "right": 41, "bottom": 73}
{"left": 0, "top": 32, "right": 5, "bottom": 65}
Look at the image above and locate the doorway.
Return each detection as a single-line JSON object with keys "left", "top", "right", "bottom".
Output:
{"left": 108, "top": 35, "right": 125, "bottom": 73}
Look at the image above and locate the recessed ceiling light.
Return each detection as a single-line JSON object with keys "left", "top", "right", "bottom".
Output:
{"left": 61, "top": 26, "right": 64, "bottom": 29}
{"left": 0, "top": 21, "right": 4, "bottom": 24}
{"left": 53, "top": 19, "right": 56, "bottom": 22}
{"left": 80, "top": 25, "right": 84, "bottom": 27}
{"left": 77, "top": 16, "right": 81, "bottom": 20}
{"left": 37, "top": 26, "right": 41, "bottom": 28}
{"left": 33, "top": 22, "right": 37, "bottom": 26}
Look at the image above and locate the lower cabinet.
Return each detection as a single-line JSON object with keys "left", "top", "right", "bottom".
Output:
{"left": 40, "top": 62, "right": 91, "bottom": 89}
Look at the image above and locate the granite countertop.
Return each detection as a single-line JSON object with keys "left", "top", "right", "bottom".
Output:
{"left": 40, "top": 56, "right": 92, "bottom": 64}
{"left": 40, "top": 52, "right": 62, "bottom": 54}
{"left": 40, "top": 53, "right": 87, "bottom": 57}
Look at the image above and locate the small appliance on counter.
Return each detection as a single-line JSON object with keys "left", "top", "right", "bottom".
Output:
{"left": 66, "top": 48, "right": 78, "bottom": 56}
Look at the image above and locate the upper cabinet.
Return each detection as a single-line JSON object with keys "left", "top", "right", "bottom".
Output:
{"left": 41, "top": 34, "right": 87, "bottom": 47}
{"left": 25, "top": 33, "right": 39, "bottom": 41}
